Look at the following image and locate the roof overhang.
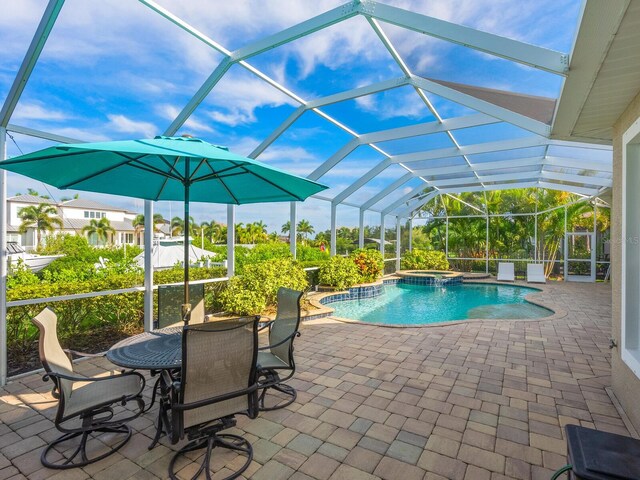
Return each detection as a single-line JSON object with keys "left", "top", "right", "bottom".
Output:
{"left": 552, "top": 0, "right": 637, "bottom": 144}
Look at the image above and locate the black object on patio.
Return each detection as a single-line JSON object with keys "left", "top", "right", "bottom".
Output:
{"left": 558, "top": 424, "right": 640, "bottom": 479}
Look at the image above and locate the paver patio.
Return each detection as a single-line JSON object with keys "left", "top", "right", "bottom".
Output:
{"left": 0, "top": 281, "right": 631, "bottom": 480}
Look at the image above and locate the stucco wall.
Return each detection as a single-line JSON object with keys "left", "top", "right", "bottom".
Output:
{"left": 612, "top": 89, "right": 640, "bottom": 432}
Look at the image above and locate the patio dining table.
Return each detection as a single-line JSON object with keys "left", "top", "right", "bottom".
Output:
{"left": 107, "top": 326, "right": 183, "bottom": 371}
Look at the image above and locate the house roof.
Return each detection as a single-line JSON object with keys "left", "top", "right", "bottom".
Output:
{"left": 552, "top": 0, "right": 639, "bottom": 143}
{"left": 61, "top": 218, "right": 135, "bottom": 232}
{"left": 7, "top": 194, "right": 56, "bottom": 205}
{"left": 59, "top": 198, "right": 129, "bottom": 212}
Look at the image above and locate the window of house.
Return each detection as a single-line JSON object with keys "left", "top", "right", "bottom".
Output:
{"left": 84, "top": 211, "right": 89, "bottom": 218}
{"left": 101, "top": 212, "right": 106, "bottom": 218}
{"left": 622, "top": 118, "right": 640, "bottom": 379}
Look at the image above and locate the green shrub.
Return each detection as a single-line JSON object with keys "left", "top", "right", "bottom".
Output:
{"left": 318, "top": 256, "right": 362, "bottom": 290}
{"left": 401, "top": 249, "right": 449, "bottom": 270}
{"left": 236, "top": 242, "right": 291, "bottom": 273}
{"left": 219, "top": 258, "right": 308, "bottom": 315}
{"left": 350, "top": 249, "right": 383, "bottom": 282}
{"left": 297, "top": 245, "right": 330, "bottom": 263}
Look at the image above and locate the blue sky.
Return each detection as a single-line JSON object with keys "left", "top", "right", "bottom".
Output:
{"left": 1, "top": 0, "right": 587, "bottom": 233}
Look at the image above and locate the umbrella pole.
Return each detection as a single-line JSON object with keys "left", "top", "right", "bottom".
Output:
{"left": 182, "top": 159, "right": 191, "bottom": 325}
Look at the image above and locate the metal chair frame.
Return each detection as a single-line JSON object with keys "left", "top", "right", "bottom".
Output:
{"left": 33, "top": 308, "right": 145, "bottom": 469}
{"left": 257, "top": 287, "right": 303, "bottom": 411}
{"left": 158, "top": 319, "right": 259, "bottom": 480}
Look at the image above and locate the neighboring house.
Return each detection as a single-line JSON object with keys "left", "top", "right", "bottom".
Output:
{"left": 6, "top": 195, "right": 156, "bottom": 249}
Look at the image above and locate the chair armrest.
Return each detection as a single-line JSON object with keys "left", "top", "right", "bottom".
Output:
{"left": 257, "top": 331, "right": 300, "bottom": 351}
{"left": 45, "top": 369, "right": 146, "bottom": 389}
{"left": 63, "top": 349, "right": 105, "bottom": 359}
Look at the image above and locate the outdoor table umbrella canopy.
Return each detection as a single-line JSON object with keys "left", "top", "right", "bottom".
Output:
{"left": 0, "top": 135, "right": 328, "bottom": 321}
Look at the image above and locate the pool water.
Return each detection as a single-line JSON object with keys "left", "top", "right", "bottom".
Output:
{"left": 330, "top": 283, "right": 552, "bottom": 325}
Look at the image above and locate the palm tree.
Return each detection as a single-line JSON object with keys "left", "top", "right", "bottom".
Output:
{"left": 281, "top": 221, "right": 290, "bottom": 235}
{"left": 82, "top": 217, "right": 116, "bottom": 245}
{"left": 18, "top": 203, "right": 62, "bottom": 248}
{"left": 171, "top": 216, "right": 196, "bottom": 237}
{"left": 297, "top": 219, "right": 315, "bottom": 242}
{"left": 132, "top": 213, "right": 165, "bottom": 234}
{"left": 209, "top": 222, "right": 226, "bottom": 244}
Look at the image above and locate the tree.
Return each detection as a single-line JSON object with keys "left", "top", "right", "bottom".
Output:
{"left": 132, "top": 213, "right": 165, "bottom": 233}
{"left": 170, "top": 216, "right": 196, "bottom": 236}
{"left": 18, "top": 203, "right": 62, "bottom": 248}
{"left": 281, "top": 221, "right": 290, "bottom": 235}
{"left": 82, "top": 217, "right": 115, "bottom": 245}
{"left": 297, "top": 219, "right": 315, "bottom": 241}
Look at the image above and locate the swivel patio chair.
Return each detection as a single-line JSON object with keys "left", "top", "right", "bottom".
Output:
{"left": 257, "top": 287, "right": 303, "bottom": 411}
{"left": 157, "top": 283, "right": 206, "bottom": 328}
{"left": 32, "top": 308, "right": 145, "bottom": 469}
{"left": 157, "top": 317, "right": 259, "bottom": 480}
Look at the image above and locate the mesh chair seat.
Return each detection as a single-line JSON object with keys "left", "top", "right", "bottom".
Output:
{"left": 32, "top": 307, "right": 145, "bottom": 470}
{"left": 257, "top": 351, "right": 289, "bottom": 370}
{"left": 65, "top": 374, "right": 145, "bottom": 417}
{"left": 257, "top": 287, "right": 303, "bottom": 411}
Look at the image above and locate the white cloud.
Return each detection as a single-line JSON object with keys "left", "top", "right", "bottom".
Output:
{"left": 11, "top": 103, "right": 70, "bottom": 122}
{"left": 156, "top": 104, "right": 215, "bottom": 134}
{"left": 203, "top": 72, "right": 298, "bottom": 126}
{"left": 106, "top": 114, "right": 157, "bottom": 137}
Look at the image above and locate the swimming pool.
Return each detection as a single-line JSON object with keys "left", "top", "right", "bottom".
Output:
{"left": 328, "top": 283, "right": 552, "bottom": 325}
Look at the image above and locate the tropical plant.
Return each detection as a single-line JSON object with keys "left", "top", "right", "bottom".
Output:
{"left": 297, "top": 219, "right": 315, "bottom": 241}
{"left": 82, "top": 217, "right": 116, "bottom": 245}
{"left": 17, "top": 203, "right": 62, "bottom": 247}
{"left": 401, "top": 249, "right": 449, "bottom": 270}
{"left": 219, "top": 258, "right": 308, "bottom": 315}
{"left": 318, "top": 256, "right": 362, "bottom": 290}
{"left": 132, "top": 213, "right": 165, "bottom": 233}
{"left": 281, "top": 221, "right": 290, "bottom": 235}
{"left": 350, "top": 249, "right": 384, "bottom": 282}
{"left": 170, "top": 216, "right": 196, "bottom": 236}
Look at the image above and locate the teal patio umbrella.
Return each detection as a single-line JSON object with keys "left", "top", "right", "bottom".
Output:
{"left": 0, "top": 135, "right": 328, "bottom": 322}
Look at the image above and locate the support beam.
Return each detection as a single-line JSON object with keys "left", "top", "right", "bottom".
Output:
{"left": 143, "top": 201, "right": 154, "bottom": 332}
{"left": 227, "top": 205, "right": 235, "bottom": 277}
{"left": 408, "top": 218, "right": 413, "bottom": 252}
{"left": 382, "top": 185, "right": 433, "bottom": 215}
{"left": 249, "top": 107, "right": 305, "bottom": 159}
{"left": 359, "top": 113, "right": 500, "bottom": 144}
{"left": 330, "top": 204, "right": 337, "bottom": 256}
{"left": 308, "top": 138, "right": 360, "bottom": 181}
{"left": 7, "top": 125, "right": 82, "bottom": 144}
{"left": 332, "top": 158, "right": 393, "bottom": 205}
{"left": 306, "top": 76, "right": 408, "bottom": 109}
{"left": 164, "top": 58, "right": 233, "bottom": 136}
{"left": 540, "top": 170, "right": 612, "bottom": 188}
{"left": 360, "top": 173, "right": 414, "bottom": 210}
{"left": 289, "top": 202, "right": 297, "bottom": 258}
{"left": 389, "top": 137, "right": 548, "bottom": 164}
{"left": 396, "top": 217, "right": 401, "bottom": 272}
{"left": 395, "top": 191, "right": 438, "bottom": 217}
{"left": 0, "top": 128, "right": 7, "bottom": 385}
{"left": 0, "top": 0, "right": 65, "bottom": 127}
{"left": 230, "top": 3, "right": 360, "bottom": 61}
{"left": 537, "top": 181, "right": 600, "bottom": 196}
{"left": 358, "top": 209, "right": 365, "bottom": 249}
{"left": 380, "top": 213, "right": 385, "bottom": 256}
{"left": 544, "top": 156, "right": 612, "bottom": 172}
{"left": 411, "top": 76, "right": 552, "bottom": 136}
{"left": 365, "top": 2, "right": 569, "bottom": 74}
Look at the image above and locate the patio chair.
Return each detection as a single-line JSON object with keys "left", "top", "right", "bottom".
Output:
{"left": 257, "top": 287, "right": 303, "bottom": 411}
{"left": 157, "top": 283, "right": 205, "bottom": 327}
{"left": 497, "top": 262, "right": 515, "bottom": 281}
{"left": 527, "top": 263, "right": 547, "bottom": 283}
{"left": 158, "top": 317, "right": 259, "bottom": 480}
{"left": 32, "top": 308, "right": 145, "bottom": 469}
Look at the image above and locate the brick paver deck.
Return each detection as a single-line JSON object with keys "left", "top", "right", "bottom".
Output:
{"left": 0, "top": 281, "right": 630, "bottom": 479}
